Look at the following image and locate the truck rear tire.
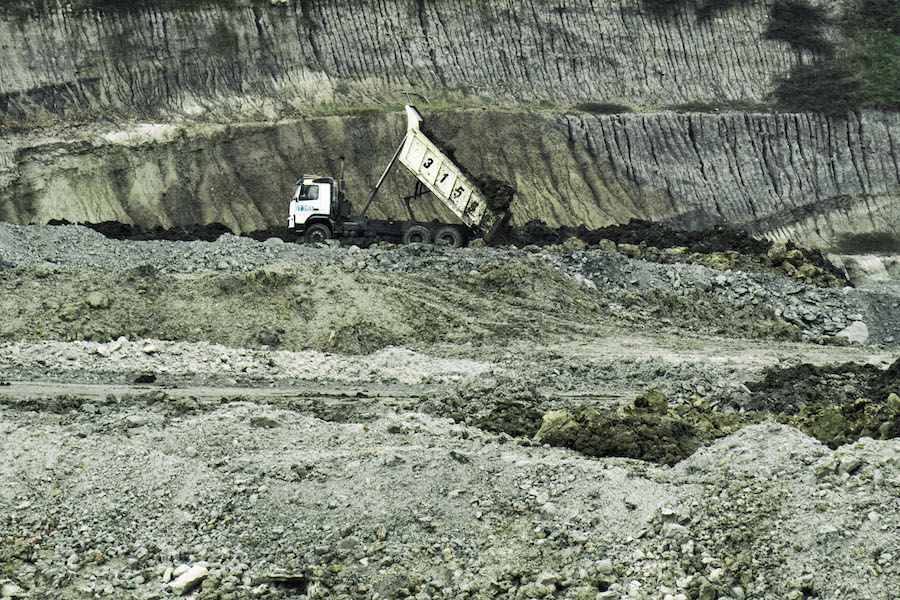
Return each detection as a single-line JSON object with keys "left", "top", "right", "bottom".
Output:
{"left": 305, "top": 223, "right": 332, "bottom": 244}
{"left": 434, "top": 226, "right": 464, "bottom": 248}
{"left": 403, "top": 225, "right": 432, "bottom": 245}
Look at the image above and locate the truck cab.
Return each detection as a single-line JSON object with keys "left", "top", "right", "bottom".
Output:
{"left": 288, "top": 176, "right": 335, "bottom": 230}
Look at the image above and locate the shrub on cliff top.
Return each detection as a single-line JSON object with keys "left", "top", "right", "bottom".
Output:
{"left": 773, "top": 0, "right": 900, "bottom": 112}
{"left": 765, "top": 0, "right": 833, "bottom": 56}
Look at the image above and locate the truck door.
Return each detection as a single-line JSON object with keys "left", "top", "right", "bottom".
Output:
{"left": 290, "top": 182, "right": 332, "bottom": 227}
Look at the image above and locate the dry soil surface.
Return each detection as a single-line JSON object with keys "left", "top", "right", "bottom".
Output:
{"left": 1, "top": 223, "right": 900, "bottom": 600}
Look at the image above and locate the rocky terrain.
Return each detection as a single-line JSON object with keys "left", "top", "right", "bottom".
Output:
{"left": 2, "top": 222, "right": 900, "bottom": 600}
{"left": 1, "top": 1, "right": 899, "bottom": 598}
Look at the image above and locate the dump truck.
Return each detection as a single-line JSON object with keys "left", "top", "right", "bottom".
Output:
{"left": 287, "top": 105, "right": 511, "bottom": 247}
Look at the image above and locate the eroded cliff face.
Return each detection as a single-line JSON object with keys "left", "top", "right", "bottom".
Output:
{"left": 0, "top": 111, "right": 675, "bottom": 232}
{"left": 4, "top": 109, "right": 896, "bottom": 246}
{"left": 0, "top": 0, "right": 800, "bottom": 120}
{"left": 0, "top": 0, "right": 898, "bottom": 248}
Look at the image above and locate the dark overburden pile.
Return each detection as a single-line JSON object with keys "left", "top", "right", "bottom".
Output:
{"left": 44, "top": 217, "right": 846, "bottom": 287}
{"left": 736, "top": 357, "right": 900, "bottom": 448}
{"left": 505, "top": 218, "right": 848, "bottom": 286}
{"left": 509, "top": 218, "right": 774, "bottom": 257}
{"left": 49, "top": 219, "right": 236, "bottom": 242}
{"left": 582, "top": 220, "right": 773, "bottom": 255}
{"left": 473, "top": 175, "right": 515, "bottom": 212}
{"left": 745, "top": 357, "right": 900, "bottom": 414}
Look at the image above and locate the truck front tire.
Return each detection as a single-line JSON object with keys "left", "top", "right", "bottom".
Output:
{"left": 403, "top": 225, "right": 432, "bottom": 245}
{"left": 305, "top": 223, "right": 332, "bottom": 244}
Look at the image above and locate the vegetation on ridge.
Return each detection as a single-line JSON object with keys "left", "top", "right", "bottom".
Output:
{"left": 768, "top": 0, "right": 900, "bottom": 113}
{"left": 641, "top": 0, "right": 899, "bottom": 113}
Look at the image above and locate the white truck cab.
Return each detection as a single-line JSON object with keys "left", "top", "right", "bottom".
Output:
{"left": 288, "top": 176, "right": 334, "bottom": 229}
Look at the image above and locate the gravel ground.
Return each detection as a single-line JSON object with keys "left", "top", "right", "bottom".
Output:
{"left": 1, "top": 223, "right": 900, "bottom": 600}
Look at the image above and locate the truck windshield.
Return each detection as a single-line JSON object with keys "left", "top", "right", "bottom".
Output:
{"left": 297, "top": 185, "right": 319, "bottom": 200}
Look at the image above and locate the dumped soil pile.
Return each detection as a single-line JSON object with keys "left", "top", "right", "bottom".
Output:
{"left": 55, "top": 219, "right": 306, "bottom": 244}
{"left": 438, "top": 357, "right": 900, "bottom": 467}
{"left": 46, "top": 215, "right": 846, "bottom": 287}
{"left": 460, "top": 361, "right": 900, "bottom": 463}
{"left": 745, "top": 357, "right": 900, "bottom": 413}
{"left": 789, "top": 393, "right": 900, "bottom": 449}
{"left": 432, "top": 376, "right": 765, "bottom": 467}
{"left": 505, "top": 219, "right": 849, "bottom": 287}
{"left": 503, "top": 219, "right": 769, "bottom": 252}
{"left": 611, "top": 287, "right": 800, "bottom": 341}
{"left": 734, "top": 357, "right": 900, "bottom": 447}
{"left": 534, "top": 405, "right": 703, "bottom": 466}
{"left": 0, "top": 257, "right": 612, "bottom": 352}
{"left": 582, "top": 220, "right": 773, "bottom": 255}
{"left": 473, "top": 175, "right": 515, "bottom": 212}
{"left": 48, "top": 219, "right": 236, "bottom": 242}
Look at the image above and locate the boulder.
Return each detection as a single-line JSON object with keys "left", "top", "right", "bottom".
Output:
{"left": 170, "top": 564, "right": 209, "bottom": 596}
{"left": 835, "top": 321, "right": 869, "bottom": 345}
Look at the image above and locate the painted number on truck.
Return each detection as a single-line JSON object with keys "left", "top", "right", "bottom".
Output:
{"left": 423, "top": 157, "right": 434, "bottom": 168}
{"left": 451, "top": 186, "right": 465, "bottom": 199}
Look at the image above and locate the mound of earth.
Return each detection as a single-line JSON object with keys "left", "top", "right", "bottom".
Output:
{"left": 744, "top": 358, "right": 900, "bottom": 412}
{"left": 728, "top": 357, "right": 900, "bottom": 448}
{"left": 0, "top": 255, "right": 612, "bottom": 352}
{"left": 458, "top": 384, "right": 767, "bottom": 467}
{"left": 789, "top": 393, "right": 900, "bottom": 449}
{"left": 504, "top": 219, "right": 848, "bottom": 287}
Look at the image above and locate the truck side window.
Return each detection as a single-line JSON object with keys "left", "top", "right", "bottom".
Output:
{"left": 298, "top": 185, "right": 319, "bottom": 200}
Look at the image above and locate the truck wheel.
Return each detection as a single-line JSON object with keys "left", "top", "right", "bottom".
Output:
{"left": 305, "top": 223, "right": 332, "bottom": 244}
{"left": 403, "top": 225, "right": 432, "bottom": 245}
{"left": 434, "top": 226, "right": 464, "bottom": 248}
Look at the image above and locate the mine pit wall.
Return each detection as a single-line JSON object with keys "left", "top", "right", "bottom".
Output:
{"left": 2, "top": 110, "right": 899, "bottom": 249}
{"left": 0, "top": 0, "right": 898, "bottom": 247}
{"left": 0, "top": 1, "right": 800, "bottom": 120}
{"left": 0, "top": 111, "right": 675, "bottom": 233}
